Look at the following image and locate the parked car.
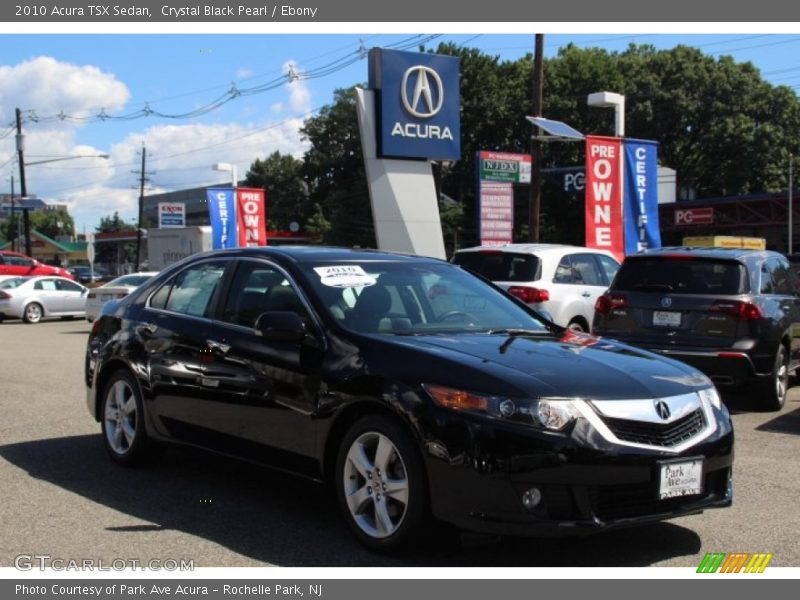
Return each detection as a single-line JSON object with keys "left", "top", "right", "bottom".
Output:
{"left": 452, "top": 244, "right": 620, "bottom": 331}
{"left": 0, "top": 250, "right": 74, "bottom": 280}
{"left": 85, "top": 272, "right": 158, "bottom": 322}
{"left": 68, "top": 265, "right": 105, "bottom": 284}
{"left": 593, "top": 247, "right": 800, "bottom": 410}
{"left": 0, "top": 275, "right": 88, "bottom": 323}
{"left": 85, "top": 247, "right": 732, "bottom": 552}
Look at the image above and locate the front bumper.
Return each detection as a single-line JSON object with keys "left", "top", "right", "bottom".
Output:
{"left": 423, "top": 406, "right": 734, "bottom": 537}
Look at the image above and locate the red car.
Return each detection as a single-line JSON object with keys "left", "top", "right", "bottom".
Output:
{"left": 0, "top": 251, "right": 74, "bottom": 279}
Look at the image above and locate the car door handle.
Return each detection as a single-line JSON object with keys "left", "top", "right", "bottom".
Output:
{"left": 206, "top": 340, "right": 231, "bottom": 354}
{"left": 581, "top": 291, "right": 591, "bottom": 298}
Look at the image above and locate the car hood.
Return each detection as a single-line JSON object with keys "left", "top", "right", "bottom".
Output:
{"left": 394, "top": 330, "right": 708, "bottom": 400}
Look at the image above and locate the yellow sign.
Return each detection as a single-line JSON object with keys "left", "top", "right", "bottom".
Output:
{"left": 683, "top": 236, "right": 766, "bottom": 250}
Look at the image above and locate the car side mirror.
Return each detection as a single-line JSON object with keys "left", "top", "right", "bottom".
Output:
{"left": 255, "top": 311, "right": 307, "bottom": 343}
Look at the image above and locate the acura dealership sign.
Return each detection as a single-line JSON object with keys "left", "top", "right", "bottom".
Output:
{"left": 368, "top": 48, "right": 460, "bottom": 160}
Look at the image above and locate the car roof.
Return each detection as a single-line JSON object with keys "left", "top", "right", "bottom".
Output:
{"left": 455, "top": 243, "right": 612, "bottom": 256}
{"left": 632, "top": 246, "right": 776, "bottom": 262}
{"left": 190, "top": 246, "right": 447, "bottom": 265}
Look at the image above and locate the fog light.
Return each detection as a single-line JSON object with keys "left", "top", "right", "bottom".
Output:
{"left": 522, "top": 487, "right": 542, "bottom": 510}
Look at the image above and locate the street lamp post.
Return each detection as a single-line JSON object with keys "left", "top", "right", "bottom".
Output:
{"left": 587, "top": 91, "right": 626, "bottom": 137}
{"left": 213, "top": 162, "right": 238, "bottom": 188}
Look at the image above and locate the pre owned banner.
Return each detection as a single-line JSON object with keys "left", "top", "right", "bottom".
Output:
{"left": 585, "top": 136, "right": 624, "bottom": 261}
{"left": 623, "top": 139, "right": 661, "bottom": 254}
{"left": 236, "top": 188, "right": 268, "bottom": 247}
{"left": 206, "top": 188, "right": 237, "bottom": 249}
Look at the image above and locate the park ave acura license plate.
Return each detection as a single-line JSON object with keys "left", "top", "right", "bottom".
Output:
{"left": 659, "top": 458, "right": 704, "bottom": 500}
{"left": 653, "top": 310, "right": 681, "bottom": 327}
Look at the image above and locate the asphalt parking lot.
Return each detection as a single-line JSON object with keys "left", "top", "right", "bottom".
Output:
{"left": 1, "top": 318, "right": 799, "bottom": 567}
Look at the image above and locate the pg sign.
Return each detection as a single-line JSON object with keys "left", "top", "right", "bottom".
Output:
{"left": 368, "top": 48, "right": 460, "bottom": 160}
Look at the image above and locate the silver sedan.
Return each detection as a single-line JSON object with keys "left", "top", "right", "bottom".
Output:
{"left": 0, "top": 276, "right": 88, "bottom": 323}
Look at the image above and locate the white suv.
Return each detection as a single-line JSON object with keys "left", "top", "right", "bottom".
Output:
{"left": 452, "top": 244, "right": 621, "bottom": 331}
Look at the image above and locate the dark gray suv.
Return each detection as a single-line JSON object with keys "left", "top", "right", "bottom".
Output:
{"left": 592, "top": 247, "right": 800, "bottom": 410}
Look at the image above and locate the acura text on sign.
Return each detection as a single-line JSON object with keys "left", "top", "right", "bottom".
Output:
{"left": 368, "top": 48, "right": 460, "bottom": 160}
{"left": 585, "top": 136, "right": 624, "bottom": 261}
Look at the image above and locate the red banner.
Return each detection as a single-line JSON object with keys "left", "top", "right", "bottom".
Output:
{"left": 585, "top": 136, "right": 624, "bottom": 261}
{"left": 236, "top": 188, "right": 268, "bottom": 247}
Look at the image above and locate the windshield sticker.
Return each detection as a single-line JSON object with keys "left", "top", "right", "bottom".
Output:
{"left": 314, "top": 265, "right": 377, "bottom": 288}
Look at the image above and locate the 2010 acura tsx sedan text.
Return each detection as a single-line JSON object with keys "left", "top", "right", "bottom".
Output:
{"left": 85, "top": 247, "right": 733, "bottom": 551}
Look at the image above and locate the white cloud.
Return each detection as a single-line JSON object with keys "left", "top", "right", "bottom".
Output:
{"left": 235, "top": 67, "right": 254, "bottom": 80}
{"left": 283, "top": 60, "right": 311, "bottom": 112}
{"left": 0, "top": 56, "right": 130, "bottom": 125}
{"left": 271, "top": 102, "right": 284, "bottom": 113}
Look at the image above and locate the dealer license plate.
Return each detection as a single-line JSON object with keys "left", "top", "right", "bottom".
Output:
{"left": 653, "top": 310, "right": 681, "bottom": 327}
{"left": 659, "top": 459, "right": 704, "bottom": 500}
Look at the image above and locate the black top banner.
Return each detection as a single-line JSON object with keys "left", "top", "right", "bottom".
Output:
{"left": 3, "top": 0, "right": 800, "bottom": 22}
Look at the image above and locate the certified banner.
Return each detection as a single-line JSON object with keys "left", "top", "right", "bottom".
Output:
{"left": 236, "top": 187, "right": 268, "bottom": 247}
{"left": 623, "top": 139, "right": 661, "bottom": 255}
{"left": 585, "top": 136, "right": 624, "bottom": 261}
{"left": 206, "top": 188, "right": 237, "bottom": 249}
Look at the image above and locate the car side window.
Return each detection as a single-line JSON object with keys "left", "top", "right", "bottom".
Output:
{"left": 596, "top": 255, "right": 621, "bottom": 286}
{"left": 221, "top": 262, "right": 309, "bottom": 329}
{"left": 8, "top": 255, "right": 34, "bottom": 267}
{"left": 768, "top": 258, "right": 793, "bottom": 295}
{"left": 760, "top": 262, "right": 775, "bottom": 294}
{"left": 163, "top": 262, "right": 226, "bottom": 318}
{"left": 568, "top": 253, "right": 604, "bottom": 286}
{"left": 55, "top": 279, "right": 83, "bottom": 292}
{"left": 553, "top": 256, "right": 575, "bottom": 284}
{"left": 34, "top": 279, "right": 57, "bottom": 291}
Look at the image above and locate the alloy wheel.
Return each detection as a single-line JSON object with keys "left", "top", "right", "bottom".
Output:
{"left": 24, "top": 303, "right": 42, "bottom": 323}
{"left": 342, "top": 431, "right": 410, "bottom": 539}
{"left": 104, "top": 379, "right": 138, "bottom": 455}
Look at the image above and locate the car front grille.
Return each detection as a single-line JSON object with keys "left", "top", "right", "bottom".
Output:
{"left": 602, "top": 409, "right": 707, "bottom": 448}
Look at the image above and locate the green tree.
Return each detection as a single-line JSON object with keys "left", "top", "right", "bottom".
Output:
{"left": 300, "top": 87, "right": 374, "bottom": 247}
{"left": 244, "top": 151, "right": 311, "bottom": 231}
{"left": 29, "top": 207, "right": 75, "bottom": 239}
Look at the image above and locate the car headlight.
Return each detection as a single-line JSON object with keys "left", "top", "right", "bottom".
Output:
{"left": 697, "top": 386, "right": 722, "bottom": 409}
{"left": 423, "top": 384, "right": 578, "bottom": 431}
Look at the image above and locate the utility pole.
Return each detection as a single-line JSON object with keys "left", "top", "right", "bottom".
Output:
{"left": 9, "top": 175, "right": 15, "bottom": 252}
{"left": 528, "top": 34, "right": 544, "bottom": 243}
{"left": 790, "top": 154, "right": 794, "bottom": 255}
{"left": 134, "top": 143, "right": 148, "bottom": 271}
{"left": 15, "top": 108, "right": 32, "bottom": 256}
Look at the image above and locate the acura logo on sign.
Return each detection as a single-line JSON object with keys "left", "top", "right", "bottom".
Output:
{"left": 401, "top": 66, "right": 444, "bottom": 118}
{"left": 655, "top": 400, "right": 671, "bottom": 421}
{"left": 661, "top": 297, "right": 673, "bottom": 308}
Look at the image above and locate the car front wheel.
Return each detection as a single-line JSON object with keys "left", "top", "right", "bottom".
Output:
{"left": 335, "top": 415, "right": 428, "bottom": 552}
{"left": 23, "top": 302, "right": 43, "bottom": 324}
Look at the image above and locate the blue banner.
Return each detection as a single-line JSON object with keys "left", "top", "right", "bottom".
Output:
{"left": 623, "top": 139, "right": 661, "bottom": 255}
{"left": 206, "top": 188, "right": 237, "bottom": 249}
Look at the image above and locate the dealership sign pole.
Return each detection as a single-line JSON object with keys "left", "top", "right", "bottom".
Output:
{"left": 355, "top": 48, "right": 460, "bottom": 260}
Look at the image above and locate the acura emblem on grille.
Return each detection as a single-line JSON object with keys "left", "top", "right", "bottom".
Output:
{"left": 661, "top": 297, "right": 672, "bottom": 308}
{"left": 655, "top": 400, "right": 671, "bottom": 420}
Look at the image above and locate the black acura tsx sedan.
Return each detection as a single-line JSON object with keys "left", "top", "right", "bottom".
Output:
{"left": 85, "top": 247, "right": 733, "bottom": 551}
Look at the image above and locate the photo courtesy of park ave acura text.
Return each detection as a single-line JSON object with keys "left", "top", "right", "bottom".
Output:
{"left": 0, "top": 28, "right": 799, "bottom": 570}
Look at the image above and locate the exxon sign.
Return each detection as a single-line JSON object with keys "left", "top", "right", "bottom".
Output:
{"left": 368, "top": 48, "right": 460, "bottom": 160}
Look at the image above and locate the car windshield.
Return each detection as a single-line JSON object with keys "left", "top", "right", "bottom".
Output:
{"left": 0, "top": 277, "right": 28, "bottom": 289}
{"left": 452, "top": 251, "right": 540, "bottom": 282}
{"left": 106, "top": 275, "right": 152, "bottom": 287}
{"left": 612, "top": 257, "right": 746, "bottom": 295}
{"left": 299, "top": 261, "right": 549, "bottom": 335}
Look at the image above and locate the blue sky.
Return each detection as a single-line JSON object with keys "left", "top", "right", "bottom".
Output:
{"left": 2, "top": 33, "right": 800, "bottom": 233}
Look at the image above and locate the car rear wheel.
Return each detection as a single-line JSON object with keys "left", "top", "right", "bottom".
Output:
{"left": 763, "top": 345, "right": 789, "bottom": 411}
{"left": 567, "top": 318, "right": 588, "bottom": 332}
{"left": 101, "top": 370, "right": 157, "bottom": 466}
{"left": 23, "top": 302, "right": 43, "bottom": 324}
{"left": 335, "top": 415, "right": 428, "bottom": 552}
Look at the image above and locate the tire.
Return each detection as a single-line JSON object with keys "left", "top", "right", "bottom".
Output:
{"left": 100, "top": 369, "right": 158, "bottom": 466}
{"left": 335, "top": 414, "right": 428, "bottom": 552}
{"left": 762, "top": 345, "right": 789, "bottom": 412}
{"left": 23, "top": 302, "right": 43, "bottom": 324}
{"left": 567, "top": 319, "right": 587, "bottom": 333}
